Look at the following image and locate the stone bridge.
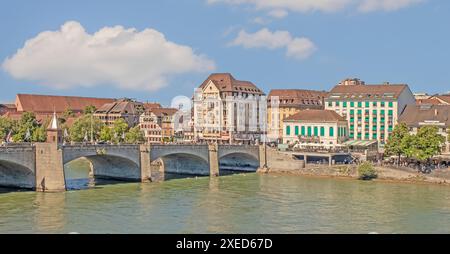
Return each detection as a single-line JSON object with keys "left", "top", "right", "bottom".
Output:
{"left": 0, "top": 143, "right": 266, "bottom": 191}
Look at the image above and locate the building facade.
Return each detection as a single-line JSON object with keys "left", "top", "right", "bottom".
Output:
{"left": 325, "top": 79, "right": 416, "bottom": 145}
{"left": 138, "top": 107, "right": 178, "bottom": 143}
{"left": 399, "top": 104, "right": 450, "bottom": 153}
{"left": 283, "top": 109, "right": 348, "bottom": 147}
{"left": 267, "top": 89, "right": 327, "bottom": 143}
{"left": 193, "top": 73, "right": 267, "bottom": 144}
{"left": 94, "top": 99, "right": 145, "bottom": 127}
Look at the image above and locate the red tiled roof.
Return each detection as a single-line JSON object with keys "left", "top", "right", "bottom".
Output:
{"left": 416, "top": 98, "right": 441, "bottom": 105}
{"left": 143, "top": 103, "right": 162, "bottom": 110}
{"left": 284, "top": 109, "right": 347, "bottom": 122}
{"left": 399, "top": 105, "right": 450, "bottom": 127}
{"left": 150, "top": 108, "right": 178, "bottom": 116}
{"left": 268, "top": 89, "right": 327, "bottom": 108}
{"left": 15, "top": 94, "right": 115, "bottom": 113}
{"left": 436, "top": 95, "right": 450, "bottom": 104}
{"left": 199, "top": 73, "right": 264, "bottom": 95}
{"left": 328, "top": 84, "right": 409, "bottom": 99}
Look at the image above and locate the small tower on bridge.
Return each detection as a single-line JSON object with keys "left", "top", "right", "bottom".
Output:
{"left": 46, "top": 112, "right": 63, "bottom": 144}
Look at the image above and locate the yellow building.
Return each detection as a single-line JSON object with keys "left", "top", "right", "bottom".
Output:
{"left": 267, "top": 89, "right": 327, "bottom": 143}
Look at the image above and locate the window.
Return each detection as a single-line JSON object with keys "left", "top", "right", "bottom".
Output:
{"left": 388, "top": 101, "right": 394, "bottom": 108}
{"left": 328, "top": 101, "right": 333, "bottom": 107}
{"left": 336, "top": 101, "right": 340, "bottom": 107}
{"left": 338, "top": 127, "right": 341, "bottom": 137}
{"left": 307, "top": 127, "right": 312, "bottom": 137}
{"left": 350, "top": 109, "right": 355, "bottom": 115}
{"left": 295, "top": 126, "right": 299, "bottom": 136}
{"left": 329, "top": 127, "right": 334, "bottom": 137}
{"left": 365, "top": 101, "right": 370, "bottom": 108}
{"left": 357, "top": 110, "right": 362, "bottom": 115}
{"left": 320, "top": 127, "right": 325, "bottom": 137}
{"left": 388, "top": 110, "right": 393, "bottom": 116}
{"left": 286, "top": 126, "right": 291, "bottom": 136}
{"left": 301, "top": 126, "right": 306, "bottom": 136}
{"left": 314, "top": 127, "right": 319, "bottom": 137}
{"left": 343, "top": 102, "right": 347, "bottom": 108}
{"left": 381, "top": 101, "right": 385, "bottom": 107}
{"left": 358, "top": 102, "right": 362, "bottom": 108}
{"left": 350, "top": 101, "right": 355, "bottom": 107}
{"left": 373, "top": 101, "right": 377, "bottom": 107}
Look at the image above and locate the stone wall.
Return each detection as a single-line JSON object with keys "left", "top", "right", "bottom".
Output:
{"left": 35, "top": 143, "right": 66, "bottom": 192}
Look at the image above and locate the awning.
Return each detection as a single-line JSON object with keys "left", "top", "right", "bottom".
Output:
{"left": 343, "top": 140, "right": 378, "bottom": 147}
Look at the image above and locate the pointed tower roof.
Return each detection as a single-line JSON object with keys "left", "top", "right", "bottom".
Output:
{"left": 47, "top": 112, "right": 59, "bottom": 130}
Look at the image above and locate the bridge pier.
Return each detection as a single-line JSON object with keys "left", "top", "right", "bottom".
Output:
{"left": 140, "top": 144, "right": 152, "bottom": 182}
{"left": 35, "top": 143, "right": 66, "bottom": 192}
{"left": 208, "top": 144, "right": 219, "bottom": 177}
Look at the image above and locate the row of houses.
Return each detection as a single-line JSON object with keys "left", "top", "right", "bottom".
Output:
{"left": 1, "top": 74, "right": 449, "bottom": 152}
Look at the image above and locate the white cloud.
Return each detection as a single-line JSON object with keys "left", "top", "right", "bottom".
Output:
{"left": 207, "top": 0, "right": 423, "bottom": 16}
{"left": 2, "top": 21, "right": 215, "bottom": 91}
{"left": 358, "top": 0, "right": 424, "bottom": 12}
{"left": 229, "top": 28, "right": 317, "bottom": 60}
{"left": 268, "top": 9, "right": 289, "bottom": 18}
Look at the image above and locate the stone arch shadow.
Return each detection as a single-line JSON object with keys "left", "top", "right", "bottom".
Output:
{"left": 151, "top": 153, "right": 210, "bottom": 180}
{"left": 0, "top": 160, "right": 35, "bottom": 190}
{"left": 63, "top": 155, "right": 141, "bottom": 189}
{"left": 219, "top": 153, "right": 259, "bottom": 174}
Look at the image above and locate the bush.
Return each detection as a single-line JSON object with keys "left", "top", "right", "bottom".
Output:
{"left": 358, "top": 162, "right": 378, "bottom": 180}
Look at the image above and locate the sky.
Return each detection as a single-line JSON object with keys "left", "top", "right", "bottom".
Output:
{"left": 1, "top": 0, "right": 449, "bottom": 106}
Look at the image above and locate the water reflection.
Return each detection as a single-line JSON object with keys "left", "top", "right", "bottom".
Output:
{"left": 2, "top": 165, "right": 450, "bottom": 233}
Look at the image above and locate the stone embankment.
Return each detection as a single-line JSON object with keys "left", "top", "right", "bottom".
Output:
{"left": 260, "top": 148, "right": 450, "bottom": 186}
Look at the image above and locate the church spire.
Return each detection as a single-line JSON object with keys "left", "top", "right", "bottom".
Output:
{"left": 47, "top": 111, "right": 59, "bottom": 130}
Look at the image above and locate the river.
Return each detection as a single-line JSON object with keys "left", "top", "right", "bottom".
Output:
{"left": 1, "top": 159, "right": 450, "bottom": 234}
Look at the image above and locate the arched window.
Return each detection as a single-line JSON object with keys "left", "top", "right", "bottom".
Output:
{"left": 320, "top": 127, "right": 325, "bottom": 137}
{"left": 301, "top": 126, "right": 306, "bottom": 136}
{"left": 286, "top": 126, "right": 291, "bottom": 136}
{"left": 329, "top": 127, "right": 334, "bottom": 137}
{"left": 314, "top": 127, "right": 318, "bottom": 137}
{"left": 295, "top": 126, "right": 299, "bottom": 136}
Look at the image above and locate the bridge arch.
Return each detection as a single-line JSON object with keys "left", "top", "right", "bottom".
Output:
{"left": 0, "top": 159, "right": 35, "bottom": 189}
{"left": 219, "top": 152, "right": 259, "bottom": 172}
{"left": 151, "top": 153, "right": 210, "bottom": 176}
{"left": 63, "top": 154, "right": 141, "bottom": 182}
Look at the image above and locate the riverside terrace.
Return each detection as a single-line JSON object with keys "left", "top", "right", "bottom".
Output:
{"left": 0, "top": 143, "right": 265, "bottom": 191}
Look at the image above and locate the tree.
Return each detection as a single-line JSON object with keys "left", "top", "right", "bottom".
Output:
{"left": 412, "top": 126, "right": 446, "bottom": 162}
{"left": 32, "top": 126, "right": 47, "bottom": 142}
{"left": 12, "top": 112, "right": 39, "bottom": 142}
{"left": 384, "top": 123, "right": 411, "bottom": 165}
{"left": 69, "top": 114, "right": 105, "bottom": 142}
{"left": 0, "top": 117, "right": 15, "bottom": 142}
{"left": 112, "top": 118, "right": 129, "bottom": 143}
{"left": 84, "top": 105, "right": 97, "bottom": 115}
{"left": 358, "top": 161, "right": 378, "bottom": 180}
{"left": 125, "top": 126, "right": 145, "bottom": 144}
{"left": 63, "top": 108, "right": 75, "bottom": 119}
{"left": 99, "top": 126, "right": 112, "bottom": 142}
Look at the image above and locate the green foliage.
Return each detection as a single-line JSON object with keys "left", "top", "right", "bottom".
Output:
{"left": 69, "top": 114, "right": 105, "bottom": 142}
{"left": 111, "top": 118, "right": 129, "bottom": 143}
{"left": 0, "top": 117, "right": 15, "bottom": 141}
{"left": 125, "top": 126, "right": 145, "bottom": 144}
{"left": 412, "top": 126, "right": 445, "bottom": 161}
{"left": 32, "top": 126, "right": 47, "bottom": 142}
{"left": 63, "top": 108, "right": 75, "bottom": 119}
{"left": 358, "top": 162, "right": 378, "bottom": 180}
{"left": 84, "top": 105, "right": 97, "bottom": 115}
{"left": 99, "top": 126, "right": 112, "bottom": 142}
{"left": 385, "top": 123, "right": 411, "bottom": 159}
{"left": 12, "top": 112, "right": 40, "bottom": 142}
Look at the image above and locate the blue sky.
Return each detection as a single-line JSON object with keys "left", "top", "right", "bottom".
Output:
{"left": 1, "top": 0, "right": 449, "bottom": 105}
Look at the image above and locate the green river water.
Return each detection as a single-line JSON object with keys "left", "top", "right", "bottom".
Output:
{"left": 1, "top": 159, "right": 450, "bottom": 234}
